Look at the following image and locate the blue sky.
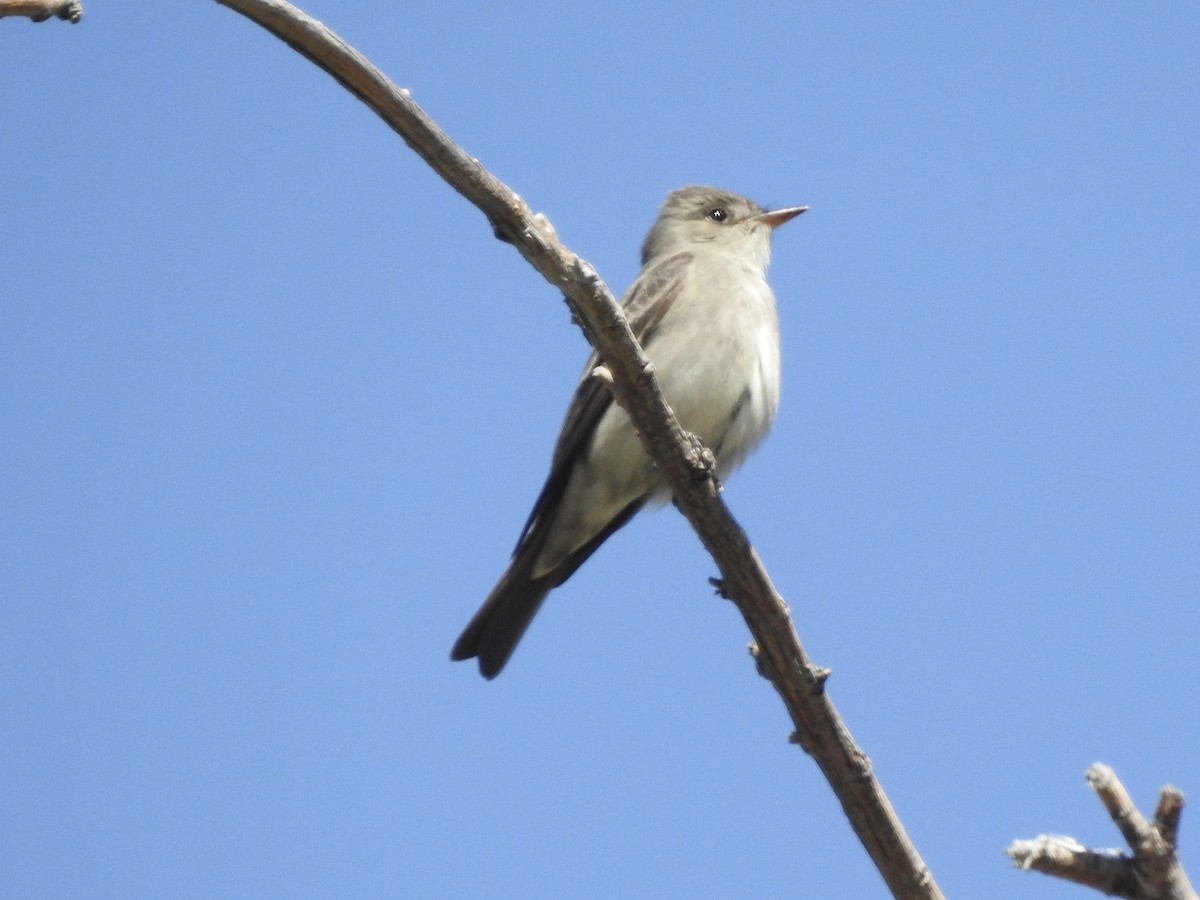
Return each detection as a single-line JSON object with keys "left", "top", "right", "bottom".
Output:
{"left": 3, "top": 3, "right": 1198, "bottom": 898}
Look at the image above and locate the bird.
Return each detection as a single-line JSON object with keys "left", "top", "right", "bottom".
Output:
{"left": 451, "top": 185, "right": 806, "bottom": 678}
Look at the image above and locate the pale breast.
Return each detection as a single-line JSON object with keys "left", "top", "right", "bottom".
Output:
{"left": 650, "top": 260, "right": 780, "bottom": 475}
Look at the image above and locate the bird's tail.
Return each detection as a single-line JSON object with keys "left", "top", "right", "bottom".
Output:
{"left": 450, "top": 554, "right": 554, "bottom": 679}
{"left": 452, "top": 496, "right": 647, "bottom": 678}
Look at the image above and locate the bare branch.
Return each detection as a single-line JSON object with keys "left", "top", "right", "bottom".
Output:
{"left": 1007, "top": 764, "right": 1197, "bottom": 899}
{"left": 1091, "top": 762, "right": 1163, "bottom": 856}
{"left": 213, "top": 1, "right": 943, "bottom": 896}
{"left": 0, "top": 0, "right": 81, "bottom": 22}
{"left": 1157, "top": 787, "right": 1185, "bottom": 847}
{"left": 1008, "top": 834, "right": 1137, "bottom": 895}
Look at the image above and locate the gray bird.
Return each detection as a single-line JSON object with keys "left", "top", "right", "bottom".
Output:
{"left": 452, "top": 185, "right": 806, "bottom": 678}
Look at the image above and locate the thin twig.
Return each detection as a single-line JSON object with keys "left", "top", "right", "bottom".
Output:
{"left": 212, "top": 2, "right": 943, "bottom": 896}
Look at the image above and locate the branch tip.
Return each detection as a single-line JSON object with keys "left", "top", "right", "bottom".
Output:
{"left": 0, "top": 0, "right": 81, "bottom": 20}
{"left": 1155, "top": 787, "right": 1184, "bottom": 844}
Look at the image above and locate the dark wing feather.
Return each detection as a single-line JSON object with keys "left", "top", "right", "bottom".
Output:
{"left": 452, "top": 252, "right": 693, "bottom": 677}
{"left": 512, "top": 251, "right": 693, "bottom": 550}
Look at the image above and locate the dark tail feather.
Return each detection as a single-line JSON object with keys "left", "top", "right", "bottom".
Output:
{"left": 451, "top": 558, "right": 554, "bottom": 679}
{"left": 452, "top": 498, "right": 648, "bottom": 678}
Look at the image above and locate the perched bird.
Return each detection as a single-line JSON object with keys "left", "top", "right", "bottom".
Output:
{"left": 452, "top": 185, "right": 806, "bottom": 678}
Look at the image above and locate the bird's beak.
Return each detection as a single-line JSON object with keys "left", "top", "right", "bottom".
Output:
{"left": 753, "top": 205, "right": 809, "bottom": 228}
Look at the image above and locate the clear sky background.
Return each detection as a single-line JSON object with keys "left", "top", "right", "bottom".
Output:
{"left": 3, "top": 3, "right": 1198, "bottom": 898}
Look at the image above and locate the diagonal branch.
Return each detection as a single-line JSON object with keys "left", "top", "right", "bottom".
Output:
{"left": 212, "top": 1, "right": 943, "bottom": 896}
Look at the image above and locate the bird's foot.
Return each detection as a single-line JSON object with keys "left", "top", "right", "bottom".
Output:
{"left": 684, "top": 432, "right": 720, "bottom": 488}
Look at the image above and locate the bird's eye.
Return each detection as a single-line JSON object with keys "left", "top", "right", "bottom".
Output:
{"left": 707, "top": 207, "right": 729, "bottom": 223}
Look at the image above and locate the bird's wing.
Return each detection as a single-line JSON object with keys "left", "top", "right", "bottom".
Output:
{"left": 512, "top": 251, "right": 693, "bottom": 551}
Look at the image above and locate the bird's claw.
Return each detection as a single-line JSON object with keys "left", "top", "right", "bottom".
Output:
{"left": 684, "top": 432, "right": 720, "bottom": 487}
